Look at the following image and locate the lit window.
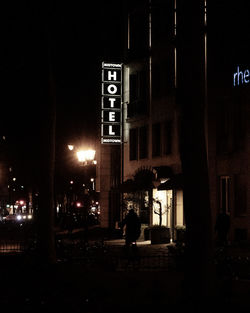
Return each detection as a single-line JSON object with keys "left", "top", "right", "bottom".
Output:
{"left": 152, "top": 123, "right": 161, "bottom": 157}
{"left": 139, "top": 125, "right": 148, "bottom": 159}
{"left": 129, "top": 128, "right": 138, "bottom": 161}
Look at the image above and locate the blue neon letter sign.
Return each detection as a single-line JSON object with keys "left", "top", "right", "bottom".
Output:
{"left": 233, "top": 66, "right": 250, "bottom": 86}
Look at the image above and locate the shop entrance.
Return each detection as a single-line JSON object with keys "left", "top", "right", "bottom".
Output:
{"left": 152, "top": 188, "right": 184, "bottom": 241}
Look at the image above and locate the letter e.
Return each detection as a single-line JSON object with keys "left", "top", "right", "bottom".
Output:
{"left": 109, "top": 112, "right": 115, "bottom": 122}
{"left": 244, "top": 69, "right": 250, "bottom": 84}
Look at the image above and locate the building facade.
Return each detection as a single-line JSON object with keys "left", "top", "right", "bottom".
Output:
{"left": 99, "top": 0, "right": 250, "bottom": 243}
{"left": 121, "top": 0, "right": 183, "bottom": 240}
{"left": 207, "top": 2, "right": 250, "bottom": 242}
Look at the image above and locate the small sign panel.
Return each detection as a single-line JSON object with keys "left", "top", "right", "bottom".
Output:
{"left": 101, "top": 62, "right": 122, "bottom": 144}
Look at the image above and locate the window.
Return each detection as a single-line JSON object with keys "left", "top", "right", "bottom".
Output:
{"left": 232, "top": 97, "right": 246, "bottom": 151}
{"left": 216, "top": 101, "right": 231, "bottom": 154}
{"left": 139, "top": 125, "right": 148, "bottom": 159}
{"left": 129, "top": 6, "right": 149, "bottom": 57}
{"left": 152, "top": 123, "right": 161, "bottom": 157}
{"left": 128, "top": 71, "right": 148, "bottom": 118}
{"left": 163, "top": 120, "right": 172, "bottom": 155}
{"left": 219, "top": 176, "right": 231, "bottom": 214}
{"left": 129, "top": 73, "right": 138, "bottom": 103}
{"left": 234, "top": 175, "right": 247, "bottom": 216}
{"left": 138, "top": 71, "right": 147, "bottom": 103}
{"left": 216, "top": 98, "right": 246, "bottom": 154}
{"left": 152, "top": 56, "right": 175, "bottom": 98}
{"left": 151, "top": 0, "right": 174, "bottom": 43}
{"left": 129, "top": 128, "right": 138, "bottom": 161}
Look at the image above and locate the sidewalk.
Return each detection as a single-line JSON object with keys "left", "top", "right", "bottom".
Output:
{"left": 1, "top": 250, "right": 250, "bottom": 312}
{"left": 1, "top": 235, "right": 250, "bottom": 311}
{"left": 1, "top": 227, "right": 250, "bottom": 311}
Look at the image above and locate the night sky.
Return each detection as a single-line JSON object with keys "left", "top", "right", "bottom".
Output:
{"left": 0, "top": 1, "right": 124, "bottom": 173}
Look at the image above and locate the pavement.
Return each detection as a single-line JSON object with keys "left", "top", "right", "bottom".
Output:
{"left": 1, "top": 228, "right": 250, "bottom": 312}
{"left": 0, "top": 238, "right": 184, "bottom": 313}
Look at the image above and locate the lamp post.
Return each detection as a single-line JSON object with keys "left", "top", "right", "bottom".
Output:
{"left": 74, "top": 147, "right": 97, "bottom": 244}
{"left": 90, "top": 178, "right": 95, "bottom": 191}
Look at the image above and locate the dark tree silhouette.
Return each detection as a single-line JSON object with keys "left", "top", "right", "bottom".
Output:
{"left": 177, "top": 0, "right": 216, "bottom": 308}
{"left": 35, "top": 5, "right": 57, "bottom": 264}
{"left": 153, "top": 199, "right": 168, "bottom": 227}
{"left": 36, "top": 63, "right": 57, "bottom": 265}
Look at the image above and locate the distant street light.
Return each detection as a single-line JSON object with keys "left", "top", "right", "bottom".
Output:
{"left": 90, "top": 178, "right": 95, "bottom": 190}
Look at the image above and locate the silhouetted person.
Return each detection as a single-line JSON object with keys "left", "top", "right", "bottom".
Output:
{"left": 215, "top": 210, "right": 230, "bottom": 246}
{"left": 122, "top": 209, "right": 141, "bottom": 246}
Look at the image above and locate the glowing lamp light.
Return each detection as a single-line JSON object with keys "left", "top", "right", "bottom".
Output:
{"left": 76, "top": 150, "right": 86, "bottom": 162}
{"left": 76, "top": 149, "right": 96, "bottom": 163}
{"left": 85, "top": 149, "right": 96, "bottom": 161}
{"left": 76, "top": 202, "right": 82, "bottom": 208}
{"left": 68, "top": 145, "right": 74, "bottom": 151}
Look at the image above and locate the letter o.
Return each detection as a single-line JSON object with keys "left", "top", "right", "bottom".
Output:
{"left": 107, "top": 84, "right": 117, "bottom": 94}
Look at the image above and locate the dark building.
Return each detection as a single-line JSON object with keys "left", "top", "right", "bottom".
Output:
{"left": 207, "top": 2, "right": 250, "bottom": 243}
{"left": 122, "top": 0, "right": 183, "bottom": 239}
{"left": 99, "top": 0, "right": 250, "bottom": 244}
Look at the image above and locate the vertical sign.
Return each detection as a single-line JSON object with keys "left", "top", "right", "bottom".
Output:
{"left": 101, "top": 62, "right": 122, "bottom": 144}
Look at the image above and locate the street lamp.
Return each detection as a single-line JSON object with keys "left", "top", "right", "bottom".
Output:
{"left": 90, "top": 178, "right": 95, "bottom": 191}
{"left": 75, "top": 149, "right": 96, "bottom": 244}
{"left": 76, "top": 149, "right": 96, "bottom": 165}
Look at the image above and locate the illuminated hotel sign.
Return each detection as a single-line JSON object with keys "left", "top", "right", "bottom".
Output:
{"left": 101, "top": 62, "right": 122, "bottom": 144}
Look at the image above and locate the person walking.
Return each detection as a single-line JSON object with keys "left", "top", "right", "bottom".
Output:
{"left": 121, "top": 208, "right": 141, "bottom": 246}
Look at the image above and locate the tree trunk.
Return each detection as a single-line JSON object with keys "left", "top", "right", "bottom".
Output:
{"left": 177, "top": 0, "right": 216, "bottom": 308}
{"left": 35, "top": 12, "right": 57, "bottom": 264}
{"left": 36, "top": 62, "right": 57, "bottom": 264}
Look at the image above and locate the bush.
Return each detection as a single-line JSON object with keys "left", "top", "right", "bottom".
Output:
{"left": 174, "top": 225, "right": 186, "bottom": 243}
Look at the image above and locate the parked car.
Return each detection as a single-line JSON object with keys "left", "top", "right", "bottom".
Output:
{"left": 4, "top": 214, "right": 17, "bottom": 222}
